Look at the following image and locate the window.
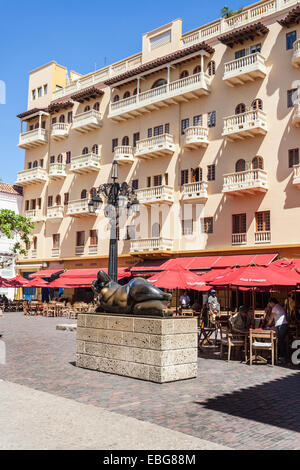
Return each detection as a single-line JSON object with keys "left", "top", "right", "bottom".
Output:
{"left": 151, "top": 78, "right": 167, "bottom": 89}
{"left": 132, "top": 179, "right": 139, "bottom": 190}
{"left": 122, "top": 136, "right": 129, "bottom": 146}
{"left": 235, "top": 48, "right": 246, "bottom": 59}
{"left": 126, "top": 225, "right": 135, "bottom": 240}
{"left": 38, "top": 87, "right": 42, "bottom": 97}
{"left": 32, "top": 89, "right": 36, "bottom": 100}
{"left": 33, "top": 160, "right": 38, "bottom": 168}
{"left": 52, "top": 117, "right": 57, "bottom": 124}
{"left": 288, "top": 148, "right": 299, "bottom": 168}
{"left": 287, "top": 89, "right": 297, "bottom": 108}
{"left": 208, "top": 111, "right": 216, "bottom": 127}
{"left": 235, "top": 44, "right": 261, "bottom": 59}
{"left": 147, "top": 176, "right": 151, "bottom": 187}
{"left": 90, "top": 187, "right": 97, "bottom": 199}
{"left": 48, "top": 196, "right": 53, "bottom": 207}
{"left": 82, "top": 147, "right": 88, "bottom": 155}
{"left": 66, "top": 151, "right": 71, "bottom": 164}
{"left": 193, "top": 115, "right": 202, "bottom": 126}
{"left": 93, "top": 102, "right": 100, "bottom": 111}
{"left": 164, "top": 173, "right": 168, "bottom": 185}
{"left": 64, "top": 193, "right": 69, "bottom": 205}
{"left": 153, "top": 175, "right": 162, "bottom": 186}
{"left": 232, "top": 214, "right": 246, "bottom": 234}
{"left": 201, "top": 217, "right": 213, "bottom": 234}
{"left": 252, "top": 156, "right": 264, "bottom": 170}
{"left": 133, "top": 88, "right": 140, "bottom": 95}
{"left": 67, "top": 111, "right": 73, "bottom": 123}
{"left": 37, "top": 198, "right": 42, "bottom": 209}
{"left": 235, "top": 159, "right": 246, "bottom": 172}
{"left": 76, "top": 231, "right": 85, "bottom": 246}
{"left": 154, "top": 125, "right": 163, "bottom": 136}
{"left": 84, "top": 105, "right": 90, "bottom": 112}
{"left": 55, "top": 195, "right": 61, "bottom": 205}
{"left": 152, "top": 222, "right": 160, "bottom": 238}
{"left": 59, "top": 114, "right": 65, "bottom": 123}
{"left": 41, "top": 121, "right": 46, "bottom": 129}
{"left": 148, "top": 128, "right": 152, "bottom": 138}
{"left": 92, "top": 144, "right": 98, "bottom": 154}
{"left": 180, "top": 70, "right": 189, "bottom": 79}
{"left": 191, "top": 167, "right": 202, "bottom": 182}
{"left": 113, "top": 95, "right": 119, "bottom": 102}
{"left": 28, "top": 162, "right": 32, "bottom": 169}
{"left": 25, "top": 200, "right": 29, "bottom": 211}
{"left": 50, "top": 155, "right": 55, "bottom": 164}
{"left": 57, "top": 154, "right": 63, "bottom": 163}
{"left": 182, "top": 219, "right": 193, "bottom": 235}
{"left": 193, "top": 65, "right": 201, "bottom": 74}
{"left": 207, "top": 164, "right": 215, "bottom": 181}
{"left": 165, "top": 123, "right": 170, "bottom": 134}
{"left": 181, "top": 169, "right": 188, "bottom": 186}
{"left": 43, "top": 84, "right": 48, "bottom": 95}
{"left": 123, "top": 91, "right": 130, "bottom": 99}
{"left": 89, "top": 230, "right": 98, "bottom": 246}
{"left": 250, "top": 43, "right": 261, "bottom": 54}
{"left": 208, "top": 61, "right": 216, "bottom": 76}
{"left": 150, "top": 30, "right": 171, "bottom": 49}
{"left": 181, "top": 118, "right": 189, "bottom": 135}
{"left": 30, "top": 199, "right": 36, "bottom": 210}
{"left": 256, "top": 211, "right": 270, "bottom": 232}
{"left": 53, "top": 234, "right": 60, "bottom": 249}
{"left": 29, "top": 125, "right": 34, "bottom": 131}
{"left": 235, "top": 103, "right": 246, "bottom": 114}
{"left": 112, "top": 138, "right": 118, "bottom": 152}
{"left": 81, "top": 189, "right": 87, "bottom": 199}
{"left": 133, "top": 132, "right": 140, "bottom": 147}
{"left": 252, "top": 98, "right": 263, "bottom": 111}
{"left": 286, "top": 31, "right": 296, "bottom": 50}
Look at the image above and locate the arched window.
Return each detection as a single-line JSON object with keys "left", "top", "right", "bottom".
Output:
{"left": 90, "top": 187, "right": 97, "bottom": 199}
{"left": 193, "top": 65, "right": 201, "bottom": 74}
{"left": 92, "top": 144, "right": 98, "bottom": 155}
{"left": 123, "top": 91, "right": 130, "bottom": 99}
{"left": 33, "top": 160, "right": 38, "bottom": 168}
{"left": 122, "top": 136, "right": 129, "bottom": 146}
{"left": 252, "top": 98, "right": 263, "bottom": 111}
{"left": 113, "top": 95, "right": 119, "bottom": 102}
{"left": 93, "top": 102, "right": 100, "bottom": 111}
{"left": 133, "top": 88, "right": 141, "bottom": 95}
{"left": 81, "top": 189, "right": 87, "bottom": 199}
{"left": 151, "top": 78, "right": 167, "bottom": 89}
{"left": 252, "top": 156, "right": 264, "bottom": 170}
{"left": 84, "top": 105, "right": 90, "bottom": 112}
{"left": 82, "top": 147, "right": 89, "bottom": 155}
{"left": 56, "top": 195, "right": 61, "bottom": 205}
{"left": 34, "top": 122, "right": 39, "bottom": 129}
{"left": 33, "top": 236, "right": 37, "bottom": 250}
{"left": 208, "top": 61, "right": 216, "bottom": 76}
{"left": 235, "top": 159, "right": 246, "bottom": 172}
{"left": 59, "top": 114, "right": 65, "bottom": 123}
{"left": 235, "top": 103, "right": 246, "bottom": 115}
{"left": 152, "top": 222, "right": 160, "bottom": 238}
{"left": 57, "top": 154, "right": 63, "bottom": 163}
{"left": 180, "top": 70, "right": 189, "bottom": 79}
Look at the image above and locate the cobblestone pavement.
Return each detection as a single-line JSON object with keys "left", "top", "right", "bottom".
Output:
{"left": 0, "top": 313, "right": 299, "bottom": 450}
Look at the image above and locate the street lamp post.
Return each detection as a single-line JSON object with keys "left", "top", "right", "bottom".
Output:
{"left": 88, "top": 160, "right": 139, "bottom": 282}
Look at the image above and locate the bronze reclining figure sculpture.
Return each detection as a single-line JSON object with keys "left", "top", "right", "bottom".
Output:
{"left": 92, "top": 271, "right": 172, "bottom": 317}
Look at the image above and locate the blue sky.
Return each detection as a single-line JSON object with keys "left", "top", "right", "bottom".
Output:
{"left": 0, "top": 0, "right": 244, "bottom": 184}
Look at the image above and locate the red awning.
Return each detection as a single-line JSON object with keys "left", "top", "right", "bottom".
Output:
{"left": 29, "top": 269, "right": 62, "bottom": 279}
{"left": 147, "top": 264, "right": 208, "bottom": 290}
{"left": 26, "top": 278, "right": 49, "bottom": 287}
{"left": 60, "top": 268, "right": 130, "bottom": 280}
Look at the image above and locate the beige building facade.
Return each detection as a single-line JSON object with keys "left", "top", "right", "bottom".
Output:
{"left": 16, "top": 0, "right": 300, "bottom": 276}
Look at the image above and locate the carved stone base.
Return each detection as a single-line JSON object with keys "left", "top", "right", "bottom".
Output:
{"left": 76, "top": 314, "right": 198, "bottom": 383}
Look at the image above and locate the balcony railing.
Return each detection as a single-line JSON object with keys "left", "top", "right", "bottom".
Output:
{"left": 31, "top": 250, "right": 37, "bottom": 259}
{"left": 232, "top": 233, "right": 247, "bottom": 245}
{"left": 182, "top": 181, "right": 208, "bottom": 202}
{"left": 51, "top": 123, "right": 70, "bottom": 141}
{"left": 49, "top": 163, "right": 66, "bottom": 180}
{"left": 108, "top": 72, "right": 210, "bottom": 121}
{"left": 16, "top": 167, "right": 47, "bottom": 186}
{"left": 292, "top": 39, "right": 300, "bottom": 68}
{"left": 51, "top": 248, "right": 60, "bottom": 258}
{"left": 72, "top": 109, "right": 102, "bottom": 133}
{"left": 130, "top": 237, "right": 173, "bottom": 253}
{"left": 18, "top": 128, "right": 48, "bottom": 149}
{"left": 222, "top": 110, "right": 267, "bottom": 141}
{"left": 70, "top": 153, "right": 101, "bottom": 174}
{"left": 66, "top": 198, "right": 97, "bottom": 217}
{"left": 88, "top": 245, "right": 98, "bottom": 255}
{"left": 75, "top": 246, "right": 85, "bottom": 256}
{"left": 223, "top": 53, "right": 266, "bottom": 86}
{"left": 183, "top": 126, "right": 209, "bottom": 149}
{"left": 47, "top": 205, "right": 64, "bottom": 220}
{"left": 136, "top": 185, "right": 174, "bottom": 205}
{"left": 135, "top": 134, "right": 175, "bottom": 159}
{"left": 293, "top": 164, "right": 300, "bottom": 187}
{"left": 222, "top": 169, "right": 268, "bottom": 195}
{"left": 255, "top": 231, "right": 271, "bottom": 244}
{"left": 24, "top": 209, "right": 44, "bottom": 222}
{"left": 114, "top": 146, "right": 135, "bottom": 164}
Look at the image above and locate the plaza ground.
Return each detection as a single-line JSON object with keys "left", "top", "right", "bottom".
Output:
{"left": 0, "top": 313, "right": 299, "bottom": 450}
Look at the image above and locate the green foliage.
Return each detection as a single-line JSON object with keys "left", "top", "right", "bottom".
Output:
{"left": 221, "top": 5, "right": 244, "bottom": 18}
{"left": 0, "top": 209, "right": 34, "bottom": 256}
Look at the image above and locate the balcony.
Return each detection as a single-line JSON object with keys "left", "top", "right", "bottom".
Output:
{"left": 182, "top": 182, "right": 208, "bottom": 202}
{"left": 222, "top": 110, "right": 267, "bottom": 141}
{"left": 223, "top": 53, "right": 267, "bottom": 87}
{"left": 72, "top": 109, "right": 102, "bottom": 133}
{"left": 222, "top": 169, "right": 268, "bottom": 195}
{"left": 49, "top": 163, "right": 66, "bottom": 180}
{"left": 130, "top": 238, "right": 173, "bottom": 253}
{"left": 18, "top": 128, "right": 48, "bottom": 149}
{"left": 135, "top": 134, "right": 175, "bottom": 159}
{"left": 292, "top": 39, "right": 300, "bottom": 68}
{"left": 183, "top": 126, "right": 209, "bottom": 150}
{"left": 136, "top": 186, "right": 174, "bottom": 205}
{"left": 108, "top": 72, "right": 210, "bottom": 121}
{"left": 232, "top": 233, "right": 247, "bottom": 245}
{"left": 66, "top": 198, "right": 97, "bottom": 217}
{"left": 255, "top": 231, "right": 271, "bottom": 244}
{"left": 114, "top": 146, "right": 135, "bottom": 165}
{"left": 70, "top": 153, "right": 101, "bottom": 174}
{"left": 88, "top": 245, "right": 98, "bottom": 255}
{"left": 75, "top": 246, "right": 85, "bottom": 256}
{"left": 51, "top": 123, "right": 70, "bottom": 141}
{"left": 16, "top": 167, "right": 47, "bottom": 186}
{"left": 293, "top": 164, "right": 300, "bottom": 187}
{"left": 47, "top": 205, "right": 64, "bottom": 221}
{"left": 51, "top": 248, "right": 60, "bottom": 258}
{"left": 24, "top": 209, "right": 44, "bottom": 222}
{"left": 293, "top": 102, "right": 300, "bottom": 128}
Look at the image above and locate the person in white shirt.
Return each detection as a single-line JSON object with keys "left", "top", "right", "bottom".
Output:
{"left": 179, "top": 291, "right": 190, "bottom": 308}
{"left": 267, "top": 298, "right": 288, "bottom": 362}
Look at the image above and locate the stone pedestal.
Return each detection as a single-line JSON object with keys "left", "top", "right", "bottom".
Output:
{"left": 76, "top": 314, "right": 198, "bottom": 383}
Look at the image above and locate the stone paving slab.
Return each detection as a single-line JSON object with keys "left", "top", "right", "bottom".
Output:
{"left": 0, "top": 379, "right": 230, "bottom": 450}
{"left": 56, "top": 324, "right": 77, "bottom": 331}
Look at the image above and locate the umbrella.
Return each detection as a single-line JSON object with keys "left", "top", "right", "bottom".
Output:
{"left": 0, "top": 276, "right": 12, "bottom": 288}
{"left": 147, "top": 264, "right": 207, "bottom": 290}
{"left": 212, "top": 265, "right": 298, "bottom": 287}
{"left": 7, "top": 275, "right": 29, "bottom": 287}
{"left": 26, "top": 278, "right": 49, "bottom": 288}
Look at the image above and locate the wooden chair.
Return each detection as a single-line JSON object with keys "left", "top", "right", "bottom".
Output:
{"left": 249, "top": 329, "right": 278, "bottom": 366}
{"left": 219, "top": 322, "right": 248, "bottom": 362}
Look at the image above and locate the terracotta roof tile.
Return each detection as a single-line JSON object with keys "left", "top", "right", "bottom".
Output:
{"left": 0, "top": 183, "right": 23, "bottom": 196}
{"left": 218, "top": 22, "right": 269, "bottom": 48}
{"left": 278, "top": 5, "right": 300, "bottom": 28}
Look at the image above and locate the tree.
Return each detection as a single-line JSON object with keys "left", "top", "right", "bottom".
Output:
{"left": 221, "top": 5, "right": 243, "bottom": 18}
{"left": 0, "top": 209, "right": 34, "bottom": 268}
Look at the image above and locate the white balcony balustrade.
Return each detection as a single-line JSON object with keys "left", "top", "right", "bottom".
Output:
{"left": 51, "top": 123, "right": 70, "bottom": 141}
{"left": 75, "top": 246, "right": 85, "bottom": 256}
{"left": 88, "top": 245, "right": 98, "bottom": 255}
{"left": 222, "top": 169, "right": 268, "bottom": 195}
{"left": 70, "top": 153, "right": 101, "bottom": 174}
{"left": 232, "top": 233, "right": 247, "bottom": 245}
{"left": 72, "top": 109, "right": 102, "bottom": 133}
{"left": 51, "top": 248, "right": 60, "bottom": 258}
{"left": 66, "top": 198, "right": 97, "bottom": 217}
{"left": 114, "top": 146, "right": 135, "bottom": 165}
{"left": 183, "top": 127, "right": 209, "bottom": 150}
{"left": 18, "top": 128, "right": 48, "bottom": 149}
{"left": 223, "top": 53, "right": 267, "bottom": 87}
{"left": 47, "top": 205, "right": 64, "bottom": 220}
{"left": 31, "top": 250, "right": 37, "bottom": 259}
{"left": 255, "top": 231, "right": 271, "bottom": 244}
{"left": 16, "top": 167, "right": 47, "bottom": 186}
{"left": 292, "top": 39, "right": 300, "bottom": 68}
{"left": 135, "top": 134, "right": 175, "bottom": 159}
{"left": 293, "top": 164, "right": 300, "bottom": 187}
{"left": 130, "top": 238, "right": 173, "bottom": 253}
{"left": 182, "top": 181, "right": 208, "bottom": 202}
{"left": 223, "top": 110, "right": 267, "bottom": 141}
{"left": 136, "top": 186, "right": 174, "bottom": 205}
{"left": 24, "top": 209, "right": 44, "bottom": 222}
{"left": 109, "top": 73, "right": 210, "bottom": 121}
{"left": 49, "top": 163, "right": 66, "bottom": 180}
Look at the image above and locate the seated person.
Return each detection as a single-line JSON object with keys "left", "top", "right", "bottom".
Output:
{"left": 179, "top": 291, "right": 190, "bottom": 309}
{"left": 229, "top": 305, "right": 252, "bottom": 333}
{"left": 266, "top": 298, "right": 288, "bottom": 362}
